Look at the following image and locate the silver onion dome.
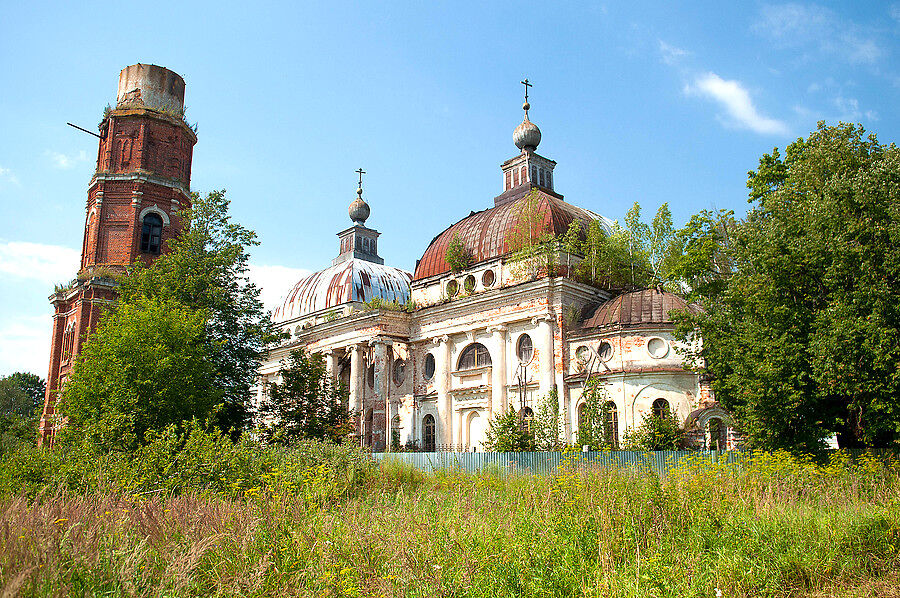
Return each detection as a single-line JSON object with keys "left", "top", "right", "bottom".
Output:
{"left": 513, "top": 114, "right": 541, "bottom": 151}
{"left": 349, "top": 187, "right": 370, "bottom": 225}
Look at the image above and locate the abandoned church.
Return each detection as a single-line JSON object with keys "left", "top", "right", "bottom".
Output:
{"left": 41, "top": 64, "right": 737, "bottom": 451}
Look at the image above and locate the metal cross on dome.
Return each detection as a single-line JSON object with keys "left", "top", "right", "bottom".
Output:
{"left": 521, "top": 78, "right": 532, "bottom": 103}
{"left": 356, "top": 168, "right": 366, "bottom": 189}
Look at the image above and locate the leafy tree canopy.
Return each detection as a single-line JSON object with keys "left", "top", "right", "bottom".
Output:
{"left": 0, "top": 373, "right": 45, "bottom": 452}
{"left": 483, "top": 407, "right": 535, "bottom": 452}
{"left": 60, "top": 297, "right": 221, "bottom": 451}
{"left": 258, "top": 349, "right": 351, "bottom": 444}
{"left": 679, "top": 122, "right": 900, "bottom": 451}
{"left": 118, "top": 190, "right": 282, "bottom": 435}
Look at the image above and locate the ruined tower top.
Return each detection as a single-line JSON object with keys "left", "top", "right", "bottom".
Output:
{"left": 116, "top": 64, "right": 186, "bottom": 114}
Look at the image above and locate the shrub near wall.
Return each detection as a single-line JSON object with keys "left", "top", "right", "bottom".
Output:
{"left": 0, "top": 422, "right": 375, "bottom": 501}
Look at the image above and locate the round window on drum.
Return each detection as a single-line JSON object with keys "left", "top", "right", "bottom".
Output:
{"left": 446, "top": 279, "right": 459, "bottom": 297}
{"left": 463, "top": 274, "right": 476, "bottom": 293}
{"left": 598, "top": 341, "right": 613, "bottom": 361}
{"left": 481, "top": 269, "right": 495, "bottom": 288}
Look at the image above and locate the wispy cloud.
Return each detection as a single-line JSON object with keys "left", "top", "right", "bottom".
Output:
{"left": 753, "top": 3, "right": 883, "bottom": 64}
{"left": 0, "top": 315, "right": 52, "bottom": 377}
{"left": 658, "top": 40, "right": 689, "bottom": 65}
{"left": 247, "top": 263, "right": 311, "bottom": 312}
{"left": 0, "top": 241, "right": 80, "bottom": 285}
{"left": 0, "top": 166, "right": 20, "bottom": 186}
{"left": 684, "top": 73, "right": 789, "bottom": 135}
{"left": 46, "top": 149, "right": 89, "bottom": 170}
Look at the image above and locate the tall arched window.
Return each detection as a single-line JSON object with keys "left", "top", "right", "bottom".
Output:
{"left": 457, "top": 343, "right": 491, "bottom": 370}
{"left": 652, "top": 398, "right": 670, "bottom": 419}
{"left": 708, "top": 418, "right": 726, "bottom": 451}
{"left": 140, "top": 213, "right": 163, "bottom": 254}
{"left": 423, "top": 414, "right": 436, "bottom": 452}
{"left": 604, "top": 401, "right": 618, "bottom": 448}
{"left": 520, "top": 406, "right": 534, "bottom": 432}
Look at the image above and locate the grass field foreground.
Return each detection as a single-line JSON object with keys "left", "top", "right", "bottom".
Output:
{"left": 1, "top": 450, "right": 899, "bottom": 597}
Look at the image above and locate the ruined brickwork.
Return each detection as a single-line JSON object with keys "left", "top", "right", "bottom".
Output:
{"left": 40, "top": 64, "right": 196, "bottom": 446}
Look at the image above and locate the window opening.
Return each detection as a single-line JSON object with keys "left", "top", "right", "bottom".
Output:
{"left": 458, "top": 343, "right": 491, "bottom": 370}
{"left": 140, "top": 213, "right": 163, "bottom": 254}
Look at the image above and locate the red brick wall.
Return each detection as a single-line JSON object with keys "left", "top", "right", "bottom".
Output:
{"left": 41, "top": 106, "right": 196, "bottom": 446}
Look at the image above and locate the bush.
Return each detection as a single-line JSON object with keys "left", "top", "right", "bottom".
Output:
{"left": 0, "top": 422, "right": 376, "bottom": 501}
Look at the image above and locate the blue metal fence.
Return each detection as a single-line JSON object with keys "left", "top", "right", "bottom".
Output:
{"left": 372, "top": 450, "right": 749, "bottom": 477}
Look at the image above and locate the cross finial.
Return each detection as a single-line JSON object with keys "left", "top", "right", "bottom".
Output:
{"left": 521, "top": 78, "right": 532, "bottom": 103}
{"left": 356, "top": 168, "right": 366, "bottom": 189}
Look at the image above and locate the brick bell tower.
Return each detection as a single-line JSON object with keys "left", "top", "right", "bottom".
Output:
{"left": 39, "top": 64, "right": 197, "bottom": 446}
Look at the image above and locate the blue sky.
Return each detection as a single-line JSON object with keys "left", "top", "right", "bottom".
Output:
{"left": 1, "top": 1, "right": 899, "bottom": 376}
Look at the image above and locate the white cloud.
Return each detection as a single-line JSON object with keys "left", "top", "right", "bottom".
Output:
{"left": 46, "top": 149, "right": 89, "bottom": 170}
{"left": 684, "top": 73, "right": 789, "bottom": 135}
{"left": 0, "top": 166, "right": 20, "bottom": 186}
{"left": 247, "top": 263, "right": 311, "bottom": 312}
{"left": 658, "top": 40, "right": 688, "bottom": 65}
{"left": 0, "top": 315, "right": 52, "bottom": 377}
{"left": 0, "top": 241, "right": 80, "bottom": 285}
{"left": 754, "top": 3, "right": 883, "bottom": 65}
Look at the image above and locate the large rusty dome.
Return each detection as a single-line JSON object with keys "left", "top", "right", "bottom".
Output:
{"left": 413, "top": 189, "right": 611, "bottom": 280}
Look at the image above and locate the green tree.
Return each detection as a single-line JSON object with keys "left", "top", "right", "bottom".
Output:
{"left": 532, "top": 389, "right": 562, "bottom": 450}
{"left": 622, "top": 409, "right": 685, "bottom": 451}
{"left": 0, "top": 374, "right": 44, "bottom": 452}
{"left": 680, "top": 123, "right": 900, "bottom": 451}
{"left": 119, "top": 190, "right": 281, "bottom": 435}
{"left": 60, "top": 298, "right": 221, "bottom": 451}
{"left": 667, "top": 209, "right": 735, "bottom": 301}
{"left": 444, "top": 233, "right": 472, "bottom": 273}
{"left": 483, "top": 407, "right": 535, "bottom": 452}
{"left": 576, "top": 378, "right": 618, "bottom": 449}
{"left": 258, "top": 349, "right": 351, "bottom": 444}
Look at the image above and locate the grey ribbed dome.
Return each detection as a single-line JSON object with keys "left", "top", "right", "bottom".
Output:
{"left": 513, "top": 116, "right": 541, "bottom": 151}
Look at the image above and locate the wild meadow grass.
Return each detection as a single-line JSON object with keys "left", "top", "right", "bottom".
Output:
{"left": 1, "top": 448, "right": 899, "bottom": 597}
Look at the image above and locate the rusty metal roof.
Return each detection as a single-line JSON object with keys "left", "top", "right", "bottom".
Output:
{"left": 273, "top": 259, "right": 412, "bottom": 322}
{"left": 581, "top": 289, "right": 702, "bottom": 329}
{"left": 413, "top": 188, "right": 611, "bottom": 280}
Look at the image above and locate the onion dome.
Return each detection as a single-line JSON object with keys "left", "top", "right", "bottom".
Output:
{"left": 581, "top": 289, "right": 702, "bottom": 329}
{"left": 513, "top": 114, "right": 541, "bottom": 151}
{"left": 349, "top": 187, "right": 370, "bottom": 225}
{"left": 414, "top": 189, "right": 610, "bottom": 280}
{"left": 273, "top": 259, "right": 412, "bottom": 322}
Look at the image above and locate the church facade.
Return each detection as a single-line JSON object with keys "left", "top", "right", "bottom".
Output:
{"left": 260, "top": 95, "right": 733, "bottom": 451}
{"left": 41, "top": 64, "right": 734, "bottom": 452}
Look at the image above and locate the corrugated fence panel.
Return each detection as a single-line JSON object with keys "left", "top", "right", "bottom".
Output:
{"left": 373, "top": 449, "right": 894, "bottom": 477}
{"left": 372, "top": 450, "right": 752, "bottom": 477}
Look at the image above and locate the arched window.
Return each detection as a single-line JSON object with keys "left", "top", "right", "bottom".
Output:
{"left": 392, "top": 359, "right": 406, "bottom": 386}
{"left": 62, "top": 322, "right": 75, "bottom": 361}
{"left": 604, "top": 401, "right": 618, "bottom": 448}
{"left": 140, "top": 213, "right": 163, "bottom": 254}
{"left": 516, "top": 334, "right": 533, "bottom": 363}
{"left": 423, "top": 414, "right": 436, "bottom": 452}
{"left": 424, "top": 353, "right": 435, "bottom": 380}
{"left": 652, "top": 398, "right": 670, "bottom": 419}
{"left": 457, "top": 343, "right": 491, "bottom": 370}
{"left": 520, "top": 406, "right": 534, "bottom": 432}
{"left": 539, "top": 169, "right": 546, "bottom": 187}
{"left": 708, "top": 418, "right": 726, "bottom": 451}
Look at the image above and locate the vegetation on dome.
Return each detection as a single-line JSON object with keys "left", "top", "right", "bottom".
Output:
{"left": 443, "top": 232, "right": 472, "bottom": 273}
{"left": 361, "top": 296, "right": 416, "bottom": 313}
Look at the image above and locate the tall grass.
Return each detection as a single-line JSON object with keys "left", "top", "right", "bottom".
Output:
{"left": 1, "top": 449, "right": 899, "bottom": 597}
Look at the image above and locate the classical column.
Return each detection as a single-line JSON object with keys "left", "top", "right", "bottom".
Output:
{"left": 488, "top": 325, "right": 508, "bottom": 420}
{"left": 433, "top": 335, "right": 451, "bottom": 450}
{"left": 348, "top": 344, "right": 363, "bottom": 441}
{"left": 371, "top": 337, "right": 389, "bottom": 451}
{"left": 324, "top": 348, "right": 336, "bottom": 381}
{"left": 533, "top": 316, "right": 555, "bottom": 396}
